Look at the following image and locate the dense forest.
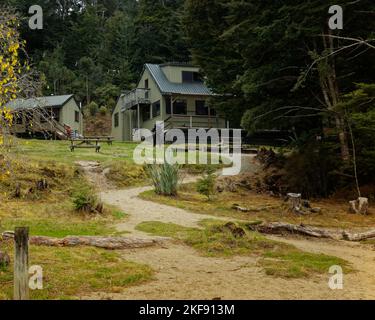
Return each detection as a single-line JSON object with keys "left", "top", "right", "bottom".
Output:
{"left": 3, "top": 0, "right": 375, "bottom": 197}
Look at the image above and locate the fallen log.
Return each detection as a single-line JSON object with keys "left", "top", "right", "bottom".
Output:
{"left": 254, "top": 222, "right": 335, "bottom": 239}
{"left": 342, "top": 229, "right": 375, "bottom": 242}
{"left": 1, "top": 232, "right": 166, "bottom": 250}
{"left": 231, "top": 204, "right": 250, "bottom": 212}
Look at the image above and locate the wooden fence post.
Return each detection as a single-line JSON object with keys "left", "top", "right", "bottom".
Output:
{"left": 14, "top": 227, "right": 29, "bottom": 300}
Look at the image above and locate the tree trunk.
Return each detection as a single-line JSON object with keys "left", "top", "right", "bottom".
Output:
{"left": 2, "top": 232, "right": 166, "bottom": 250}
{"left": 320, "top": 30, "right": 350, "bottom": 162}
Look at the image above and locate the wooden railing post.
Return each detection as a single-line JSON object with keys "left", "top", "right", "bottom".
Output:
{"left": 14, "top": 227, "right": 29, "bottom": 300}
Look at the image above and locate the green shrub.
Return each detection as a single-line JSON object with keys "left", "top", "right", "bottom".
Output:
{"left": 87, "top": 102, "right": 99, "bottom": 116}
{"left": 146, "top": 163, "right": 180, "bottom": 196}
{"left": 196, "top": 166, "right": 216, "bottom": 200}
{"left": 99, "top": 106, "right": 107, "bottom": 116}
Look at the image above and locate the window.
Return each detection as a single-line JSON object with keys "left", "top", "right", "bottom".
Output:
{"left": 15, "top": 114, "right": 23, "bottom": 124}
{"left": 114, "top": 112, "right": 119, "bottom": 127}
{"left": 75, "top": 111, "right": 80, "bottom": 123}
{"left": 195, "top": 100, "right": 208, "bottom": 116}
{"left": 152, "top": 100, "right": 161, "bottom": 118}
{"left": 52, "top": 108, "right": 60, "bottom": 122}
{"left": 166, "top": 98, "right": 187, "bottom": 115}
{"left": 173, "top": 99, "right": 187, "bottom": 115}
{"left": 182, "top": 71, "right": 203, "bottom": 83}
{"left": 145, "top": 79, "right": 149, "bottom": 99}
{"left": 142, "top": 105, "right": 151, "bottom": 122}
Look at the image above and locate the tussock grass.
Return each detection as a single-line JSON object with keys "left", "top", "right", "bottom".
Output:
{"left": 136, "top": 220, "right": 350, "bottom": 278}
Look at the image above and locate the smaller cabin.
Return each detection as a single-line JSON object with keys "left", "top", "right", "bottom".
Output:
{"left": 6, "top": 95, "right": 83, "bottom": 139}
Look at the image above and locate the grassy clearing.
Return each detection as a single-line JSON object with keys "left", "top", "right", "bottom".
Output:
{"left": 136, "top": 220, "right": 349, "bottom": 278}
{"left": 140, "top": 183, "right": 375, "bottom": 229}
{"left": 13, "top": 139, "right": 139, "bottom": 165}
{"left": 0, "top": 242, "right": 153, "bottom": 300}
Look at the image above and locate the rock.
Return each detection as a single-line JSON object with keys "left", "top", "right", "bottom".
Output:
{"left": 223, "top": 222, "right": 246, "bottom": 238}
{"left": 102, "top": 168, "right": 111, "bottom": 176}
{"left": 0, "top": 251, "right": 10, "bottom": 267}
{"left": 310, "top": 207, "right": 322, "bottom": 214}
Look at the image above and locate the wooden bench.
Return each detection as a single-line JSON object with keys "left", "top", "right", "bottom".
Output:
{"left": 70, "top": 139, "right": 101, "bottom": 153}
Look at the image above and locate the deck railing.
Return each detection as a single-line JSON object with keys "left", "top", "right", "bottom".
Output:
{"left": 121, "top": 88, "right": 151, "bottom": 111}
{"left": 166, "top": 114, "right": 226, "bottom": 129}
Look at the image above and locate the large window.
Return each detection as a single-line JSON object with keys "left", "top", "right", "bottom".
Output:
{"left": 114, "top": 112, "right": 119, "bottom": 127}
{"left": 195, "top": 100, "right": 208, "bottom": 116}
{"left": 173, "top": 99, "right": 187, "bottom": 115}
{"left": 152, "top": 100, "right": 161, "bottom": 118}
{"left": 182, "top": 71, "right": 202, "bottom": 83}
{"left": 75, "top": 111, "right": 80, "bottom": 123}
{"left": 166, "top": 98, "right": 187, "bottom": 115}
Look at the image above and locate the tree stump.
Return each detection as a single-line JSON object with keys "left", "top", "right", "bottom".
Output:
{"left": 349, "top": 197, "right": 369, "bottom": 215}
{"left": 287, "top": 193, "right": 303, "bottom": 214}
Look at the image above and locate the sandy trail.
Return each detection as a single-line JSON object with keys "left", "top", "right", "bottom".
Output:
{"left": 78, "top": 161, "right": 375, "bottom": 300}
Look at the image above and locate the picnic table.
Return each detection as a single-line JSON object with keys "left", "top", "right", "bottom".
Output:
{"left": 70, "top": 138, "right": 102, "bottom": 153}
{"left": 83, "top": 136, "right": 114, "bottom": 145}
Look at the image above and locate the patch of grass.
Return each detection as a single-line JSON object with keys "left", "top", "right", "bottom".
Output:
{"left": 111, "top": 210, "right": 127, "bottom": 220}
{"left": 261, "top": 249, "right": 350, "bottom": 278}
{"left": 0, "top": 216, "right": 114, "bottom": 238}
{"left": 0, "top": 242, "right": 153, "bottom": 300}
{"left": 136, "top": 220, "right": 350, "bottom": 278}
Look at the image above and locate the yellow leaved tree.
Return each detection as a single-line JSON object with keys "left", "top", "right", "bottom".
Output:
{"left": 0, "top": 7, "right": 39, "bottom": 183}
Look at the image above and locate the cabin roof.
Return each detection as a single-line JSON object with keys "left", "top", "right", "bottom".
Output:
{"left": 5, "top": 94, "right": 75, "bottom": 110}
{"left": 145, "top": 64, "right": 213, "bottom": 96}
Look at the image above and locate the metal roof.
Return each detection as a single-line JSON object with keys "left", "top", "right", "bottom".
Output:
{"left": 5, "top": 94, "right": 75, "bottom": 110}
{"left": 145, "top": 64, "right": 213, "bottom": 96}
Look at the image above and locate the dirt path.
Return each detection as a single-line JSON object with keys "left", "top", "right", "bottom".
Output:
{"left": 78, "top": 161, "right": 375, "bottom": 300}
